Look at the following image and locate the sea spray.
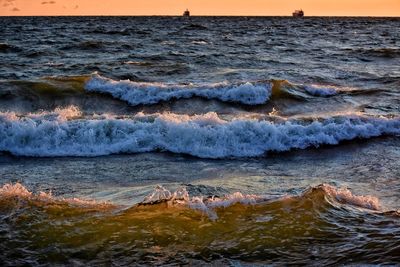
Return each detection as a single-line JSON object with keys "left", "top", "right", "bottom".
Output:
{"left": 1, "top": 108, "right": 399, "bottom": 158}
{"left": 85, "top": 74, "right": 272, "bottom": 105}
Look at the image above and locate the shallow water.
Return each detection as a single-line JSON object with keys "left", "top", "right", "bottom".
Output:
{"left": 0, "top": 16, "right": 400, "bottom": 265}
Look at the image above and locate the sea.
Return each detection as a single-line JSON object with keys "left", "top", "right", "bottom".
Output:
{"left": 0, "top": 16, "right": 400, "bottom": 265}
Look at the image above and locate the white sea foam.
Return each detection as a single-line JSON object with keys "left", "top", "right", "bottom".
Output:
{"left": 320, "top": 184, "right": 380, "bottom": 210}
{"left": 0, "top": 106, "right": 82, "bottom": 122}
{"left": 189, "top": 184, "right": 382, "bottom": 216}
{"left": 0, "top": 109, "right": 399, "bottom": 158}
{"left": 0, "top": 183, "right": 110, "bottom": 208}
{"left": 85, "top": 74, "right": 272, "bottom": 105}
{"left": 303, "top": 85, "right": 339, "bottom": 96}
{"left": 191, "top": 40, "right": 208, "bottom": 45}
{"left": 141, "top": 185, "right": 271, "bottom": 219}
{"left": 0, "top": 182, "right": 385, "bottom": 218}
{"left": 140, "top": 184, "right": 383, "bottom": 220}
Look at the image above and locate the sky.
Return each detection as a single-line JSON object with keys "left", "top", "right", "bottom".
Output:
{"left": 1, "top": 0, "right": 399, "bottom": 16}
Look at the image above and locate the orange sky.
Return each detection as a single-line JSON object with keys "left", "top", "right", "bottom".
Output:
{"left": 1, "top": 0, "right": 399, "bottom": 16}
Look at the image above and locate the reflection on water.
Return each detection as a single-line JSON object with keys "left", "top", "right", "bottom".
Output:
{"left": 0, "top": 182, "right": 399, "bottom": 265}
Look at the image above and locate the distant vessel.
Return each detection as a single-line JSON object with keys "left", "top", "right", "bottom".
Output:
{"left": 183, "top": 9, "right": 190, "bottom": 17}
{"left": 292, "top": 9, "right": 304, "bottom": 17}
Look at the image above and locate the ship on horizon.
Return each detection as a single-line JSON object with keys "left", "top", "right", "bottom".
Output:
{"left": 183, "top": 9, "right": 190, "bottom": 17}
{"left": 292, "top": 9, "right": 304, "bottom": 17}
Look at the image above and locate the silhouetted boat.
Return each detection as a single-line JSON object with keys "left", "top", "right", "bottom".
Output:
{"left": 292, "top": 9, "right": 304, "bottom": 17}
{"left": 183, "top": 9, "right": 190, "bottom": 17}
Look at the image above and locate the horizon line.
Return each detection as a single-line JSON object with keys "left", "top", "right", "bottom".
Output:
{"left": 1, "top": 15, "right": 399, "bottom": 17}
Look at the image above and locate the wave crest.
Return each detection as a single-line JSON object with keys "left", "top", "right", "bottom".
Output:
{"left": 0, "top": 182, "right": 397, "bottom": 266}
{"left": 0, "top": 182, "right": 389, "bottom": 220}
{"left": 139, "top": 184, "right": 383, "bottom": 220}
{"left": 85, "top": 74, "right": 272, "bottom": 106}
{"left": 304, "top": 184, "right": 380, "bottom": 210}
{"left": 0, "top": 106, "right": 82, "bottom": 122}
{"left": 0, "top": 108, "right": 399, "bottom": 158}
{"left": 0, "top": 183, "right": 112, "bottom": 210}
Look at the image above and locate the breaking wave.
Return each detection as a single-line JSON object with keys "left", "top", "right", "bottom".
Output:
{"left": 0, "top": 107, "right": 399, "bottom": 158}
{"left": 0, "top": 182, "right": 386, "bottom": 214}
{"left": 139, "top": 184, "right": 383, "bottom": 220}
{"left": 0, "top": 182, "right": 398, "bottom": 265}
{"left": 85, "top": 74, "right": 272, "bottom": 105}
{"left": 1, "top": 75, "right": 370, "bottom": 111}
{"left": 302, "top": 84, "right": 339, "bottom": 96}
{"left": 0, "top": 182, "right": 113, "bottom": 210}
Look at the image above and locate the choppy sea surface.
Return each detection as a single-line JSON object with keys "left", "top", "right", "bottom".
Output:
{"left": 1, "top": 16, "right": 400, "bottom": 265}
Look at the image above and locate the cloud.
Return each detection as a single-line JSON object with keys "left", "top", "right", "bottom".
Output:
{"left": 11, "top": 7, "right": 19, "bottom": 11}
{"left": 41, "top": 1, "right": 56, "bottom": 4}
{"left": 2, "top": 0, "right": 15, "bottom": 7}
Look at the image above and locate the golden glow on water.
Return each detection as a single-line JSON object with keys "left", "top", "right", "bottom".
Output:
{"left": 0, "top": 183, "right": 399, "bottom": 265}
{"left": 0, "top": 189, "right": 331, "bottom": 264}
{"left": 1, "top": 0, "right": 399, "bottom": 16}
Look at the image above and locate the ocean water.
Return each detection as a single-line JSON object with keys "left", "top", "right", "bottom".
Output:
{"left": 0, "top": 16, "right": 400, "bottom": 265}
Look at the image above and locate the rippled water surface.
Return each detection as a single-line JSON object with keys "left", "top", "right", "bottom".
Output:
{"left": 0, "top": 16, "right": 400, "bottom": 265}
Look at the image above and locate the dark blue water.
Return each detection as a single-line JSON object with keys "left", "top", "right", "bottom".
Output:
{"left": 0, "top": 17, "right": 400, "bottom": 265}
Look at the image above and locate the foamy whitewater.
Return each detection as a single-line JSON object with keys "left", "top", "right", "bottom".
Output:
{"left": 84, "top": 74, "right": 345, "bottom": 106}
{"left": 85, "top": 74, "right": 273, "bottom": 105}
{"left": 1, "top": 16, "right": 400, "bottom": 266}
{"left": 1, "top": 108, "right": 399, "bottom": 158}
{"left": 0, "top": 182, "right": 110, "bottom": 208}
{"left": 0, "top": 182, "right": 383, "bottom": 219}
{"left": 140, "top": 183, "right": 382, "bottom": 220}
{"left": 302, "top": 85, "right": 340, "bottom": 96}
